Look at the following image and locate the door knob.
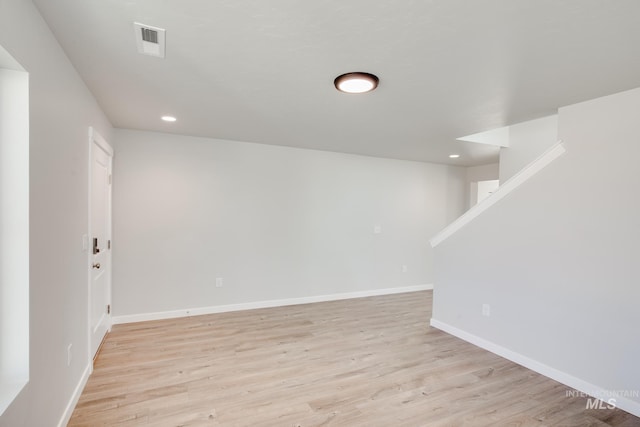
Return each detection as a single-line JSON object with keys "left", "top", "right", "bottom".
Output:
{"left": 92, "top": 263, "right": 101, "bottom": 269}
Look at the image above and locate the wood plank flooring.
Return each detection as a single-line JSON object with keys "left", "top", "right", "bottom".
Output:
{"left": 68, "top": 291, "right": 640, "bottom": 426}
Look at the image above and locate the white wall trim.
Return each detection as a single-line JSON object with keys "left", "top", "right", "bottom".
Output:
{"left": 430, "top": 141, "right": 566, "bottom": 247}
{"left": 113, "top": 284, "right": 433, "bottom": 325}
{"left": 56, "top": 362, "right": 91, "bottom": 427}
{"left": 430, "top": 318, "right": 640, "bottom": 418}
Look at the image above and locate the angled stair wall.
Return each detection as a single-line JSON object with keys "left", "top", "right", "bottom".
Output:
{"left": 430, "top": 87, "right": 640, "bottom": 417}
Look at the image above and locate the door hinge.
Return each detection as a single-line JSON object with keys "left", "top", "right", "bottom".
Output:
{"left": 108, "top": 239, "right": 111, "bottom": 250}
{"left": 107, "top": 304, "right": 111, "bottom": 315}
{"left": 109, "top": 174, "right": 112, "bottom": 185}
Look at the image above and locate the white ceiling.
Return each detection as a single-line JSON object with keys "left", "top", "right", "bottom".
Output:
{"left": 33, "top": 0, "right": 640, "bottom": 166}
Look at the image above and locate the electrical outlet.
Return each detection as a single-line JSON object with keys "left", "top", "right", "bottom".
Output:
{"left": 215, "top": 277, "right": 223, "bottom": 288}
{"left": 482, "top": 304, "right": 491, "bottom": 317}
{"left": 373, "top": 225, "right": 382, "bottom": 234}
{"left": 401, "top": 264, "right": 408, "bottom": 273}
{"left": 67, "top": 343, "right": 73, "bottom": 366}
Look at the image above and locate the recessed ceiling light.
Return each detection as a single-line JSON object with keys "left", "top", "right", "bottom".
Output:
{"left": 161, "top": 115, "right": 177, "bottom": 122}
{"left": 334, "top": 72, "right": 379, "bottom": 94}
{"left": 449, "top": 154, "right": 460, "bottom": 158}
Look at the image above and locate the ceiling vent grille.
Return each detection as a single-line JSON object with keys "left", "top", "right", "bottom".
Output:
{"left": 134, "top": 22, "right": 165, "bottom": 58}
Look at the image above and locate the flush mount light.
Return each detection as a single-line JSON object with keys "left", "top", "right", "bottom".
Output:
{"left": 161, "top": 115, "right": 177, "bottom": 122}
{"left": 449, "top": 154, "right": 460, "bottom": 159}
{"left": 334, "top": 72, "right": 379, "bottom": 94}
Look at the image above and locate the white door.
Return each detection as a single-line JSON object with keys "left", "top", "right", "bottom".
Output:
{"left": 89, "top": 128, "right": 113, "bottom": 358}
{"left": 477, "top": 179, "right": 500, "bottom": 204}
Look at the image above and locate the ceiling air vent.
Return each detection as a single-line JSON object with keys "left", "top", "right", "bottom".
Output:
{"left": 134, "top": 22, "right": 165, "bottom": 58}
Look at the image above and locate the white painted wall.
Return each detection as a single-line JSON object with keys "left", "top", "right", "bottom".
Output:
{"left": 432, "top": 87, "right": 640, "bottom": 415}
{"left": 499, "top": 115, "right": 558, "bottom": 182}
{"left": 112, "top": 130, "right": 466, "bottom": 317}
{"left": 0, "top": 0, "right": 112, "bottom": 425}
{"left": 467, "top": 162, "right": 499, "bottom": 183}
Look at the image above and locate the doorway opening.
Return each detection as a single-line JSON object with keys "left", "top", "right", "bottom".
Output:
{"left": 0, "top": 45, "right": 30, "bottom": 415}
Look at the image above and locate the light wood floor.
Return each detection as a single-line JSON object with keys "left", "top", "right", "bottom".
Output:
{"left": 69, "top": 291, "right": 639, "bottom": 426}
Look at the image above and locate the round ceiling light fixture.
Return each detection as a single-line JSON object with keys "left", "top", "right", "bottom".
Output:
{"left": 449, "top": 154, "right": 460, "bottom": 159}
{"left": 334, "top": 72, "right": 379, "bottom": 94}
{"left": 161, "top": 115, "right": 177, "bottom": 122}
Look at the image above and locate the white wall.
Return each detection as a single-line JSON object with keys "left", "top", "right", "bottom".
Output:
{"left": 432, "top": 87, "right": 640, "bottom": 415}
{"left": 499, "top": 115, "right": 558, "bottom": 182}
{"left": 0, "top": 0, "right": 113, "bottom": 425}
{"left": 467, "top": 162, "right": 499, "bottom": 183}
{"left": 112, "top": 130, "right": 466, "bottom": 317}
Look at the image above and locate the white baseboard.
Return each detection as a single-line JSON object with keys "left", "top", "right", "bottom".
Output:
{"left": 113, "top": 284, "right": 433, "bottom": 325}
{"left": 57, "top": 362, "right": 91, "bottom": 427}
{"left": 430, "top": 318, "right": 640, "bottom": 418}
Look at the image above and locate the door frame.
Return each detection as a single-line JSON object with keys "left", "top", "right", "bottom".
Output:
{"left": 87, "top": 126, "right": 113, "bottom": 367}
